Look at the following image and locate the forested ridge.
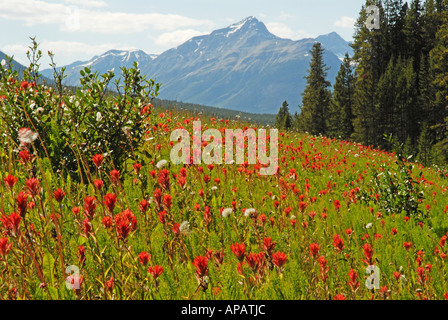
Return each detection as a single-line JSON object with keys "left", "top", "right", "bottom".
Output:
{"left": 276, "top": 0, "right": 448, "bottom": 167}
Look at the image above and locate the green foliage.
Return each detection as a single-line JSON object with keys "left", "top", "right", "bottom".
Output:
{"left": 0, "top": 39, "right": 160, "bottom": 180}
{"left": 297, "top": 43, "right": 331, "bottom": 135}
{"left": 327, "top": 53, "right": 355, "bottom": 139}
{"left": 275, "top": 100, "right": 292, "bottom": 130}
{"left": 361, "top": 134, "right": 424, "bottom": 217}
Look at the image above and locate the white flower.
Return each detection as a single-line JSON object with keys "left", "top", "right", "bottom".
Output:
{"left": 221, "top": 208, "right": 233, "bottom": 218}
{"left": 179, "top": 221, "right": 191, "bottom": 235}
{"left": 156, "top": 159, "right": 168, "bottom": 169}
{"left": 366, "top": 223, "right": 373, "bottom": 229}
{"left": 1, "top": 59, "right": 5, "bottom": 67}
{"left": 211, "top": 186, "right": 218, "bottom": 191}
{"left": 96, "top": 112, "right": 102, "bottom": 122}
{"left": 18, "top": 128, "right": 38, "bottom": 145}
{"left": 244, "top": 208, "right": 256, "bottom": 218}
{"left": 290, "top": 215, "right": 296, "bottom": 220}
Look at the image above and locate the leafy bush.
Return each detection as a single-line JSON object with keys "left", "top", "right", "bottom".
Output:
{"left": 0, "top": 38, "right": 160, "bottom": 180}
{"left": 360, "top": 134, "right": 424, "bottom": 217}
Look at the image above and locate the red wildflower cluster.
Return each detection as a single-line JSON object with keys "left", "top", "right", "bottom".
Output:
{"left": 245, "top": 252, "right": 265, "bottom": 273}
{"left": 83, "top": 196, "right": 96, "bottom": 220}
{"left": 0, "top": 237, "right": 12, "bottom": 258}
{"left": 16, "top": 192, "right": 28, "bottom": 217}
{"left": 230, "top": 242, "right": 246, "bottom": 262}
{"left": 148, "top": 265, "right": 164, "bottom": 280}
{"left": 114, "top": 210, "right": 137, "bottom": 241}
{"left": 53, "top": 189, "right": 66, "bottom": 203}
{"left": 138, "top": 251, "right": 151, "bottom": 266}
{"left": 309, "top": 243, "right": 320, "bottom": 258}
{"left": 158, "top": 169, "right": 170, "bottom": 190}
{"left": 272, "top": 252, "right": 287, "bottom": 269}
{"left": 192, "top": 255, "right": 208, "bottom": 278}
{"left": 103, "top": 193, "right": 117, "bottom": 213}
{"left": 333, "top": 234, "right": 345, "bottom": 252}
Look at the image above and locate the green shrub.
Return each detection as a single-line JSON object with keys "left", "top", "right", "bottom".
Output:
{"left": 0, "top": 38, "right": 160, "bottom": 181}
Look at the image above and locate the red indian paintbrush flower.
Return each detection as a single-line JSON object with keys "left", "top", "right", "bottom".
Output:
{"left": 153, "top": 188, "right": 163, "bottom": 207}
{"left": 203, "top": 206, "right": 212, "bottom": 225}
{"left": 82, "top": 218, "right": 92, "bottom": 237}
{"left": 0, "top": 237, "right": 12, "bottom": 258}
{"left": 139, "top": 199, "right": 149, "bottom": 213}
{"left": 163, "top": 194, "right": 172, "bottom": 210}
{"left": 19, "top": 149, "right": 33, "bottom": 166}
{"left": 138, "top": 251, "right": 151, "bottom": 266}
{"left": 133, "top": 163, "right": 142, "bottom": 174}
{"left": 92, "top": 154, "right": 103, "bottom": 168}
{"left": 230, "top": 242, "right": 246, "bottom": 262}
{"left": 148, "top": 265, "right": 164, "bottom": 280}
{"left": 192, "top": 255, "right": 208, "bottom": 278}
{"left": 245, "top": 252, "right": 264, "bottom": 272}
{"left": 103, "top": 193, "right": 117, "bottom": 213}
{"left": 3, "top": 175, "right": 17, "bottom": 189}
{"left": 334, "top": 199, "right": 341, "bottom": 210}
{"left": 105, "top": 278, "right": 114, "bottom": 291}
{"left": 158, "top": 211, "right": 166, "bottom": 224}
{"left": 25, "top": 177, "right": 40, "bottom": 197}
{"left": 263, "top": 237, "right": 276, "bottom": 255}
{"left": 363, "top": 243, "right": 374, "bottom": 265}
{"left": 272, "top": 251, "right": 288, "bottom": 268}
{"left": 348, "top": 269, "right": 360, "bottom": 291}
{"left": 83, "top": 196, "right": 96, "bottom": 220}
{"left": 309, "top": 243, "right": 320, "bottom": 258}
{"left": 102, "top": 216, "right": 113, "bottom": 229}
{"left": 53, "top": 188, "right": 66, "bottom": 203}
{"left": 403, "top": 242, "right": 412, "bottom": 250}
{"left": 94, "top": 179, "right": 104, "bottom": 190}
{"left": 114, "top": 210, "right": 137, "bottom": 240}
{"left": 158, "top": 169, "right": 170, "bottom": 190}
{"left": 16, "top": 192, "right": 28, "bottom": 217}
{"left": 1, "top": 212, "right": 21, "bottom": 235}
{"left": 110, "top": 170, "right": 120, "bottom": 184}
{"left": 72, "top": 206, "right": 80, "bottom": 216}
{"left": 333, "top": 234, "right": 345, "bottom": 252}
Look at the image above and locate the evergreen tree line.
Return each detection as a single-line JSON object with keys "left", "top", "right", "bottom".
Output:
{"left": 275, "top": 0, "right": 448, "bottom": 167}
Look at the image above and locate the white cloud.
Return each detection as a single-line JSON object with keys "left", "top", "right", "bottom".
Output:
{"left": 155, "top": 29, "right": 205, "bottom": 47}
{"left": 334, "top": 16, "right": 356, "bottom": 29}
{"left": 276, "top": 11, "right": 295, "bottom": 21}
{"left": 65, "top": 0, "right": 108, "bottom": 8}
{"left": 266, "top": 22, "right": 313, "bottom": 40}
{"left": 0, "top": 0, "right": 213, "bottom": 34}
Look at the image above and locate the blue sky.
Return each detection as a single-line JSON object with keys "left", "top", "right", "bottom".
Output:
{"left": 0, "top": 0, "right": 364, "bottom": 68}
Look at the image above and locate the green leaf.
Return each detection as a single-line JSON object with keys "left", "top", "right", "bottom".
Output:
{"left": 43, "top": 250, "right": 55, "bottom": 287}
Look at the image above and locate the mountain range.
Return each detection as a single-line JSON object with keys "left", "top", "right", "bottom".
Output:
{"left": 19, "top": 17, "right": 353, "bottom": 114}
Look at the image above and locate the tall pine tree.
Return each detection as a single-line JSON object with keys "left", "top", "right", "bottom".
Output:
{"left": 297, "top": 42, "right": 331, "bottom": 135}
{"left": 275, "top": 100, "right": 292, "bottom": 130}
{"left": 327, "top": 53, "right": 355, "bottom": 139}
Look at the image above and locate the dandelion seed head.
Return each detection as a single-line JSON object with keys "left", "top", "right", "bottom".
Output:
{"left": 18, "top": 128, "right": 38, "bottom": 145}
{"left": 222, "top": 208, "right": 233, "bottom": 218}
{"left": 179, "top": 221, "right": 191, "bottom": 234}
{"left": 156, "top": 159, "right": 168, "bottom": 169}
{"left": 244, "top": 208, "right": 256, "bottom": 218}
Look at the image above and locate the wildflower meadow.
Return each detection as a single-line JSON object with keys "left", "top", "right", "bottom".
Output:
{"left": 1, "top": 45, "right": 448, "bottom": 302}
